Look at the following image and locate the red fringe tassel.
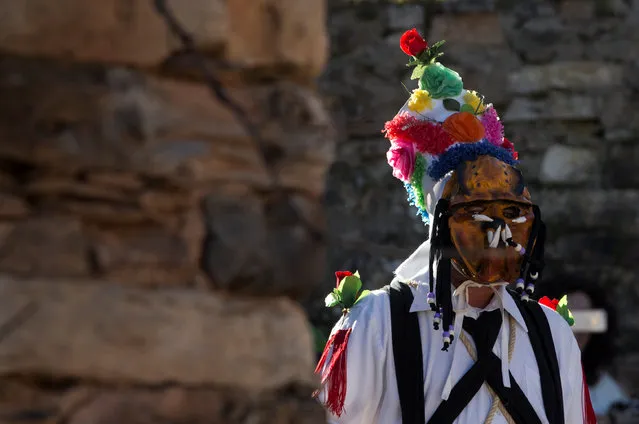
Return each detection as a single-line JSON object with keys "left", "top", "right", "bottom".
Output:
{"left": 314, "top": 328, "right": 352, "bottom": 417}
{"left": 582, "top": 364, "right": 597, "bottom": 424}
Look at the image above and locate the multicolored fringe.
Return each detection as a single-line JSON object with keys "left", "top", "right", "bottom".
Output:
{"left": 404, "top": 154, "right": 430, "bottom": 224}
{"left": 314, "top": 328, "right": 353, "bottom": 417}
{"left": 428, "top": 140, "right": 518, "bottom": 181}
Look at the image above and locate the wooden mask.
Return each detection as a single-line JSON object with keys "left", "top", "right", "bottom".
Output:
{"left": 443, "top": 156, "right": 534, "bottom": 283}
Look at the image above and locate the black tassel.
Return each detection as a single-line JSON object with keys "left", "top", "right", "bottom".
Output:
{"left": 431, "top": 199, "right": 455, "bottom": 351}
{"left": 517, "top": 205, "right": 546, "bottom": 300}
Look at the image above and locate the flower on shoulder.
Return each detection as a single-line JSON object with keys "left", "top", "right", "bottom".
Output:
{"left": 325, "top": 271, "right": 371, "bottom": 312}
{"left": 539, "top": 295, "right": 575, "bottom": 327}
{"left": 539, "top": 296, "right": 559, "bottom": 310}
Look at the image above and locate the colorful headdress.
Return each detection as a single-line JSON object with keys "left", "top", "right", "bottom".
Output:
{"left": 384, "top": 29, "right": 544, "bottom": 352}
{"left": 383, "top": 28, "right": 521, "bottom": 225}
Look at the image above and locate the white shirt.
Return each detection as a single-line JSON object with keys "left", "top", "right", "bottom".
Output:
{"left": 317, "top": 277, "right": 587, "bottom": 424}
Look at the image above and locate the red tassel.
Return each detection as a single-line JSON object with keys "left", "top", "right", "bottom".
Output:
{"left": 581, "top": 364, "right": 597, "bottom": 424}
{"left": 313, "top": 328, "right": 352, "bottom": 417}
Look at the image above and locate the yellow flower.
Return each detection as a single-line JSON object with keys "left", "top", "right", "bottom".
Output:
{"left": 463, "top": 90, "right": 486, "bottom": 114}
{"left": 407, "top": 89, "right": 433, "bottom": 113}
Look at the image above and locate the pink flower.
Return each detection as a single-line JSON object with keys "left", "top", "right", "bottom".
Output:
{"left": 480, "top": 106, "right": 504, "bottom": 147}
{"left": 386, "top": 139, "right": 416, "bottom": 182}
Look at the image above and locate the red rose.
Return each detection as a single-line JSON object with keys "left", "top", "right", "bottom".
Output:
{"left": 400, "top": 28, "right": 428, "bottom": 57}
{"left": 335, "top": 271, "right": 353, "bottom": 288}
{"left": 539, "top": 296, "right": 559, "bottom": 311}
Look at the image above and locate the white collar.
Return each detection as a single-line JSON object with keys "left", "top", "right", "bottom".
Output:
{"left": 405, "top": 279, "right": 528, "bottom": 333}
{"left": 400, "top": 276, "right": 528, "bottom": 400}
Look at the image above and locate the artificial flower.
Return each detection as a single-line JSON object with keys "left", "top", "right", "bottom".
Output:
{"left": 325, "top": 270, "right": 370, "bottom": 310}
{"left": 386, "top": 138, "right": 416, "bottom": 182}
{"left": 383, "top": 113, "right": 453, "bottom": 155}
{"left": 463, "top": 90, "right": 486, "bottom": 114}
{"left": 539, "top": 296, "right": 560, "bottom": 310}
{"left": 480, "top": 106, "right": 504, "bottom": 146}
{"left": 443, "top": 112, "right": 485, "bottom": 142}
{"left": 400, "top": 28, "right": 428, "bottom": 57}
{"left": 502, "top": 137, "right": 518, "bottom": 160}
{"left": 407, "top": 89, "right": 433, "bottom": 113}
{"left": 539, "top": 295, "right": 575, "bottom": 326}
{"left": 419, "top": 63, "right": 463, "bottom": 99}
{"left": 334, "top": 271, "right": 353, "bottom": 288}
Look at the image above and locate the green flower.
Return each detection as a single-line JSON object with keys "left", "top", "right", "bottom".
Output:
{"left": 325, "top": 271, "right": 371, "bottom": 313}
{"left": 419, "top": 63, "right": 463, "bottom": 99}
{"left": 556, "top": 295, "right": 575, "bottom": 327}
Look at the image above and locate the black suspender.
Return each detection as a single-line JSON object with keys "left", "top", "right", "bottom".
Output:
{"left": 385, "top": 280, "right": 426, "bottom": 424}
{"left": 385, "top": 282, "right": 565, "bottom": 424}
{"left": 511, "top": 290, "right": 565, "bottom": 424}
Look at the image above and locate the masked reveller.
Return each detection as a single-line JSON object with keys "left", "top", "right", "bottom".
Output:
{"left": 314, "top": 29, "right": 597, "bottom": 424}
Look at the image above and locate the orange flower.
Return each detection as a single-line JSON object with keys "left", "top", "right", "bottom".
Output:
{"left": 443, "top": 112, "right": 485, "bottom": 142}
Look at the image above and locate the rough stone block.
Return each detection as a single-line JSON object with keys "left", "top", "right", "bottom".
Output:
{"left": 327, "top": 7, "right": 385, "bottom": 57}
{"left": 320, "top": 40, "right": 407, "bottom": 137}
{"left": 386, "top": 5, "right": 424, "bottom": 31}
{"left": 0, "top": 58, "right": 333, "bottom": 195}
{"left": 65, "top": 386, "right": 325, "bottom": 424}
{"left": 507, "top": 121, "right": 601, "bottom": 152}
{"left": 539, "top": 144, "right": 598, "bottom": 184}
{"left": 227, "top": 0, "right": 328, "bottom": 77}
{"left": 0, "top": 192, "right": 29, "bottom": 218}
{"left": 536, "top": 189, "right": 639, "bottom": 234}
{"left": 606, "top": 145, "right": 639, "bottom": 188}
{"left": 0, "top": 381, "right": 325, "bottom": 424}
{"left": 201, "top": 185, "right": 327, "bottom": 299}
{"left": 430, "top": 13, "right": 505, "bottom": 45}
{"left": 545, "top": 232, "right": 639, "bottom": 268}
{"left": 90, "top": 225, "right": 201, "bottom": 288}
{"left": 560, "top": 0, "right": 595, "bottom": 20}
{"left": 443, "top": 44, "right": 522, "bottom": 105}
{"left": 0, "top": 0, "right": 327, "bottom": 76}
{"left": 0, "top": 217, "right": 90, "bottom": 278}
{"left": 503, "top": 94, "right": 598, "bottom": 122}
{"left": 0, "top": 276, "right": 315, "bottom": 389}
{"left": 509, "top": 62, "right": 624, "bottom": 94}
{"left": 0, "top": 0, "right": 226, "bottom": 66}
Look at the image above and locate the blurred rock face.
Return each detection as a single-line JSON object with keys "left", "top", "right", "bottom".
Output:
{"left": 0, "top": 1, "right": 333, "bottom": 423}
{"left": 318, "top": 0, "right": 639, "bottom": 394}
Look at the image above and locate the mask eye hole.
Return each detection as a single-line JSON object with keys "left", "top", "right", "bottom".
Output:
{"left": 464, "top": 206, "right": 486, "bottom": 215}
{"left": 503, "top": 206, "right": 522, "bottom": 219}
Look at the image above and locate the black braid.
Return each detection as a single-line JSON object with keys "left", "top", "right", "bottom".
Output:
{"left": 430, "top": 199, "right": 455, "bottom": 351}
{"left": 526, "top": 205, "right": 546, "bottom": 290}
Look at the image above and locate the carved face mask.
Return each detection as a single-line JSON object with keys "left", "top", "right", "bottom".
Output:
{"left": 449, "top": 200, "right": 534, "bottom": 283}
{"left": 442, "top": 155, "right": 535, "bottom": 284}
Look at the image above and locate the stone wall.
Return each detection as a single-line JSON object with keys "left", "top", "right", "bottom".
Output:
{"left": 0, "top": 1, "right": 332, "bottom": 423}
{"left": 317, "top": 0, "right": 639, "bottom": 395}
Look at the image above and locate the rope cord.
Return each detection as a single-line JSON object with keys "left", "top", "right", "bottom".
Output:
{"left": 458, "top": 315, "right": 517, "bottom": 424}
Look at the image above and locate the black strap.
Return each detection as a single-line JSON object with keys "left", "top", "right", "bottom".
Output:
{"left": 510, "top": 290, "right": 565, "bottom": 424}
{"left": 427, "top": 310, "right": 543, "bottom": 424}
{"left": 385, "top": 280, "right": 425, "bottom": 424}
{"left": 384, "top": 282, "right": 565, "bottom": 424}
